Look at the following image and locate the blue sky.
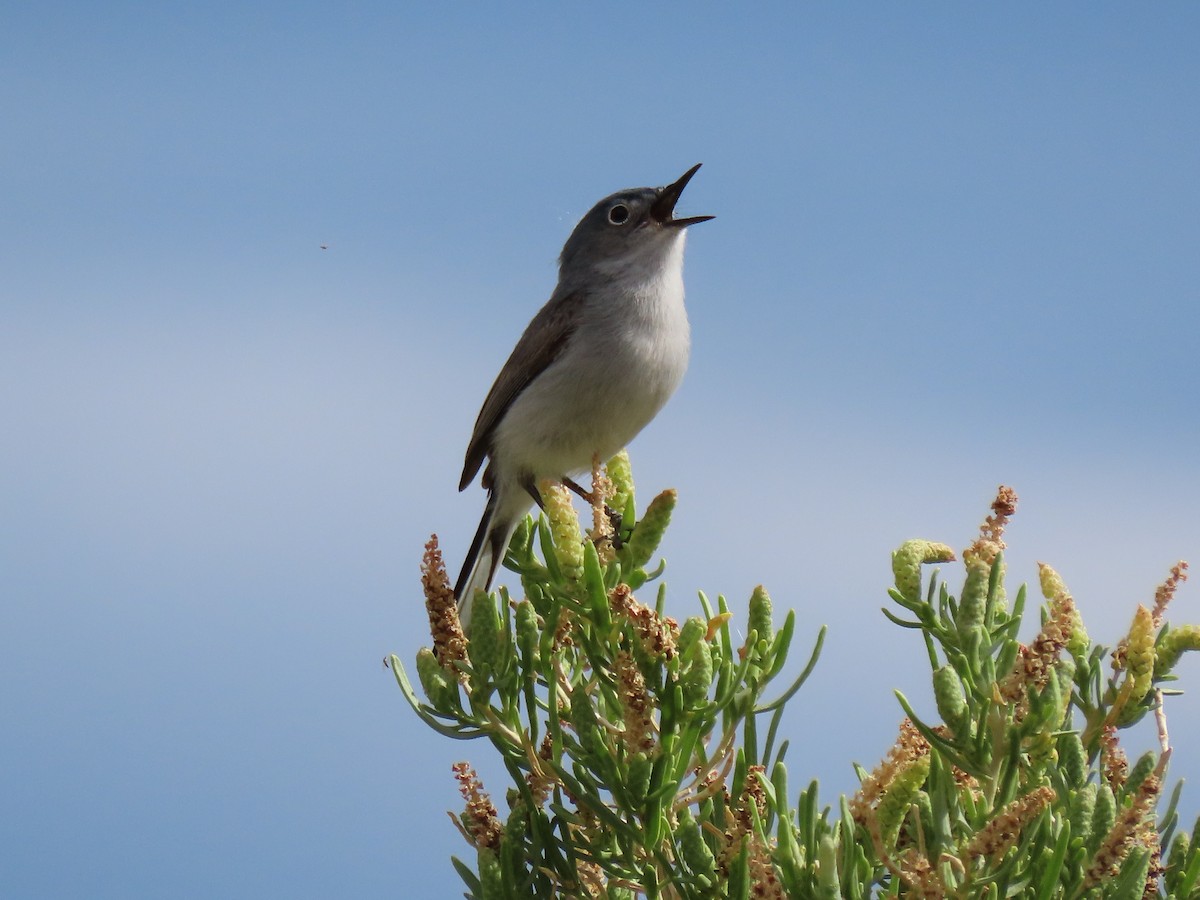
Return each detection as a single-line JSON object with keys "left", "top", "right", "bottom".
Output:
{"left": 3, "top": 4, "right": 1199, "bottom": 896}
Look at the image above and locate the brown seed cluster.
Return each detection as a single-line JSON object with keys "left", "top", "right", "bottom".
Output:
{"left": 962, "top": 485, "right": 1018, "bottom": 571}
{"left": 452, "top": 761, "right": 502, "bottom": 850}
{"left": 588, "top": 453, "right": 616, "bottom": 564}
{"left": 1085, "top": 760, "right": 1163, "bottom": 888}
{"left": 896, "top": 849, "right": 946, "bottom": 899}
{"left": 715, "top": 765, "right": 783, "bottom": 898}
{"left": 1114, "top": 560, "right": 1189, "bottom": 671}
{"left": 1099, "top": 725, "right": 1129, "bottom": 792}
{"left": 525, "top": 732, "right": 558, "bottom": 806}
{"left": 421, "top": 536, "right": 469, "bottom": 677}
{"left": 614, "top": 651, "right": 656, "bottom": 754}
{"left": 1151, "top": 561, "right": 1189, "bottom": 628}
{"left": 850, "top": 719, "right": 931, "bottom": 825}
{"left": 998, "top": 590, "right": 1075, "bottom": 709}
{"left": 962, "top": 786, "right": 1056, "bottom": 866}
{"left": 609, "top": 583, "right": 679, "bottom": 660}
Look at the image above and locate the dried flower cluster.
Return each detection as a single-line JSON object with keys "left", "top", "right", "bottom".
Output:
{"left": 421, "top": 535, "right": 468, "bottom": 675}
{"left": 1151, "top": 561, "right": 1189, "bottom": 627}
{"left": 452, "top": 761, "right": 502, "bottom": 850}
{"left": 962, "top": 484, "right": 1017, "bottom": 571}
{"left": 587, "top": 453, "right": 616, "bottom": 563}
{"left": 1099, "top": 725, "right": 1129, "bottom": 792}
{"left": 1084, "top": 759, "right": 1164, "bottom": 888}
{"left": 962, "top": 786, "right": 1056, "bottom": 866}
{"left": 998, "top": 586, "right": 1075, "bottom": 707}
{"left": 614, "top": 650, "right": 656, "bottom": 753}
{"left": 609, "top": 583, "right": 679, "bottom": 660}
{"left": 850, "top": 718, "right": 931, "bottom": 824}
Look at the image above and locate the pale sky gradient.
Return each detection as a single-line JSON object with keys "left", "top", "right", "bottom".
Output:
{"left": 3, "top": 4, "right": 1199, "bottom": 897}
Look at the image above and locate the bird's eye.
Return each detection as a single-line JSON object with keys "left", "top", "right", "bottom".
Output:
{"left": 607, "top": 203, "right": 630, "bottom": 225}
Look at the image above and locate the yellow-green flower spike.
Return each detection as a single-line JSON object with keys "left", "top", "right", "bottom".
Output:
{"left": 877, "top": 755, "right": 931, "bottom": 847}
{"left": 606, "top": 450, "right": 635, "bottom": 523}
{"left": 1040, "top": 562, "right": 1090, "bottom": 659}
{"left": 1038, "top": 562, "right": 1068, "bottom": 600}
{"left": 1154, "top": 623, "right": 1200, "bottom": 678}
{"left": 891, "top": 540, "right": 956, "bottom": 605}
{"left": 748, "top": 585, "right": 774, "bottom": 647}
{"left": 625, "top": 489, "right": 677, "bottom": 570}
{"left": 1125, "top": 604, "right": 1156, "bottom": 704}
{"left": 541, "top": 480, "right": 585, "bottom": 586}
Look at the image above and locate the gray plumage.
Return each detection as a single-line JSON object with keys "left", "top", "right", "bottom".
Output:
{"left": 454, "top": 164, "right": 712, "bottom": 623}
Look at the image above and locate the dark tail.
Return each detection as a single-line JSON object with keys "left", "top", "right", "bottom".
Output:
{"left": 454, "top": 493, "right": 508, "bottom": 626}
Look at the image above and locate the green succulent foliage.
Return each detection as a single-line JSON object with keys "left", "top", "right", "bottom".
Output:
{"left": 395, "top": 466, "right": 1199, "bottom": 898}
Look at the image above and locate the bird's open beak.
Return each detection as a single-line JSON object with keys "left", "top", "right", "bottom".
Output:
{"left": 651, "top": 163, "right": 715, "bottom": 228}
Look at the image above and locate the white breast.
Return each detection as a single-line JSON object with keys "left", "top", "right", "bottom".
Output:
{"left": 491, "top": 232, "right": 691, "bottom": 481}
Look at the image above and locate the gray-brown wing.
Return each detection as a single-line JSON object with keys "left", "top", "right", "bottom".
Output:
{"left": 459, "top": 290, "right": 587, "bottom": 491}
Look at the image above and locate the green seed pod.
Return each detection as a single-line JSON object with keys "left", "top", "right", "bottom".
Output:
{"left": 504, "top": 801, "right": 527, "bottom": 845}
{"left": 878, "top": 756, "right": 931, "bottom": 847}
{"left": 1166, "top": 831, "right": 1190, "bottom": 879}
{"left": 1030, "top": 668, "right": 1063, "bottom": 732}
{"left": 607, "top": 887, "right": 635, "bottom": 900}
{"left": 415, "top": 647, "right": 457, "bottom": 711}
{"left": 469, "top": 589, "right": 504, "bottom": 693}
{"left": 891, "top": 540, "right": 956, "bottom": 605}
{"left": 913, "top": 790, "right": 934, "bottom": 841}
{"left": 678, "top": 616, "right": 706, "bottom": 658}
{"left": 957, "top": 565, "right": 988, "bottom": 639}
{"left": 477, "top": 846, "right": 503, "bottom": 900}
{"left": 570, "top": 686, "right": 601, "bottom": 755}
{"left": 1154, "top": 623, "right": 1200, "bottom": 678}
{"left": 680, "top": 638, "right": 714, "bottom": 706}
{"left": 1058, "top": 732, "right": 1087, "bottom": 789}
{"left": 626, "top": 752, "right": 653, "bottom": 807}
{"left": 815, "top": 833, "right": 841, "bottom": 900}
{"left": 677, "top": 808, "right": 717, "bottom": 885}
{"left": 933, "top": 665, "right": 968, "bottom": 735}
{"left": 1125, "top": 752, "right": 1156, "bottom": 800}
{"left": 514, "top": 600, "right": 539, "bottom": 671}
{"left": 1069, "top": 782, "right": 1097, "bottom": 847}
{"left": 748, "top": 585, "right": 774, "bottom": 647}
{"left": 624, "top": 489, "right": 676, "bottom": 570}
{"left": 606, "top": 450, "right": 635, "bottom": 524}
{"left": 1090, "top": 783, "right": 1116, "bottom": 852}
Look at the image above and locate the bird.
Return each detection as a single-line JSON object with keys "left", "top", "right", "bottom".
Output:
{"left": 454, "top": 164, "right": 713, "bottom": 623}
